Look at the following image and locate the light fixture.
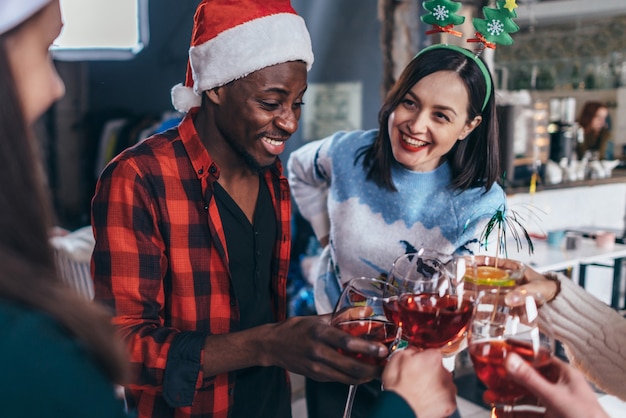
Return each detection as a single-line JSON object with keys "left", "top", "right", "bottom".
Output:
{"left": 51, "top": 0, "right": 149, "bottom": 61}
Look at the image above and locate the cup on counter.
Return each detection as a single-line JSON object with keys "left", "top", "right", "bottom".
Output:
{"left": 546, "top": 230, "right": 565, "bottom": 247}
{"left": 595, "top": 231, "right": 616, "bottom": 250}
{"left": 565, "top": 232, "right": 582, "bottom": 250}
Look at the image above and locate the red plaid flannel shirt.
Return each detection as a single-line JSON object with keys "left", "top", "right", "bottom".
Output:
{"left": 91, "top": 109, "right": 291, "bottom": 418}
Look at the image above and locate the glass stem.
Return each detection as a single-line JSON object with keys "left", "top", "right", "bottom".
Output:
{"left": 342, "top": 384, "right": 357, "bottom": 418}
{"left": 491, "top": 404, "right": 515, "bottom": 418}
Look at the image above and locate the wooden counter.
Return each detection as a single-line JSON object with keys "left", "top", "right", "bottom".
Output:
{"left": 505, "top": 168, "right": 626, "bottom": 196}
{"left": 505, "top": 172, "right": 626, "bottom": 240}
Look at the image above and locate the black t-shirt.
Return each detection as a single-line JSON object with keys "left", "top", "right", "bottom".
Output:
{"left": 214, "top": 178, "right": 290, "bottom": 418}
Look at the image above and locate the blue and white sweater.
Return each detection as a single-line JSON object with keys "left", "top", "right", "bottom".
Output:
{"left": 288, "top": 129, "right": 506, "bottom": 314}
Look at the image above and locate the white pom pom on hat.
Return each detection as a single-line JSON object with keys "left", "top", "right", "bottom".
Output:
{"left": 171, "top": 0, "right": 314, "bottom": 113}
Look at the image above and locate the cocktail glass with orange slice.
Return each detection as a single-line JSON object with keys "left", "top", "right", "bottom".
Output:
{"left": 458, "top": 255, "right": 525, "bottom": 292}
{"left": 455, "top": 255, "right": 526, "bottom": 338}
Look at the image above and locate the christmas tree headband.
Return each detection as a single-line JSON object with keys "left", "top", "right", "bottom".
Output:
{"left": 418, "top": 0, "right": 520, "bottom": 110}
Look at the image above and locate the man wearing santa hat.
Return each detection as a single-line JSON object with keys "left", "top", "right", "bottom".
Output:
{"left": 91, "top": 1, "right": 388, "bottom": 417}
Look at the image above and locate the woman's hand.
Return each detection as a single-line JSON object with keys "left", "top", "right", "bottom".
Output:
{"left": 504, "top": 353, "right": 609, "bottom": 418}
{"left": 505, "top": 265, "right": 559, "bottom": 307}
{"left": 381, "top": 348, "right": 457, "bottom": 418}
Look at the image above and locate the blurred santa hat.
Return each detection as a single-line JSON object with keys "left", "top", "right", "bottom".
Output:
{"left": 171, "top": 0, "right": 314, "bottom": 113}
{"left": 0, "top": 0, "right": 51, "bottom": 35}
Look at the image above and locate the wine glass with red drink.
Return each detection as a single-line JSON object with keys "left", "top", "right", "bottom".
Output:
{"left": 468, "top": 291, "right": 556, "bottom": 417}
{"left": 331, "top": 277, "right": 402, "bottom": 418}
{"left": 390, "top": 250, "right": 475, "bottom": 351}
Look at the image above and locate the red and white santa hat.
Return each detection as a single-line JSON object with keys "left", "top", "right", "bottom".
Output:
{"left": 0, "top": 0, "right": 51, "bottom": 35}
{"left": 171, "top": 0, "right": 314, "bottom": 113}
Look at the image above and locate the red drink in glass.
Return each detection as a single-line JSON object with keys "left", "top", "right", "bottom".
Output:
{"left": 335, "top": 318, "right": 399, "bottom": 366}
{"left": 382, "top": 296, "right": 401, "bottom": 326}
{"left": 469, "top": 339, "right": 553, "bottom": 403}
{"left": 397, "top": 293, "right": 473, "bottom": 348}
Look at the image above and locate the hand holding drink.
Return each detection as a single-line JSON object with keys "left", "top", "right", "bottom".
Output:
{"left": 468, "top": 289, "right": 556, "bottom": 417}
{"left": 380, "top": 347, "right": 458, "bottom": 418}
{"left": 331, "top": 277, "right": 402, "bottom": 418}
{"left": 333, "top": 313, "right": 400, "bottom": 367}
{"left": 502, "top": 353, "right": 610, "bottom": 418}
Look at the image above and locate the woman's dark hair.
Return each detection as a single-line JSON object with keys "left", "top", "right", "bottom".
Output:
{"left": 0, "top": 32, "right": 127, "bottom": 383}
{"left": 357, "top": 47, "right": 500, "bottom": 192}
{"left": 578, "top": 101, "right": 607, "bottom": 134}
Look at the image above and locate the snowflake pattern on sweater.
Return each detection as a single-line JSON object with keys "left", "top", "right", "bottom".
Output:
{"left": 288, "top": 130, "right": 505, "bottom": 313}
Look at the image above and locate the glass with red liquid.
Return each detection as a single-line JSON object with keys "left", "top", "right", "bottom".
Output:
{"left": 397, "top": 292, "right": 473, "bottom": 348}
{"left": 468, "top": 291, "right": 556, "bottom": 417}
{"left": 331, "top": 277, "right": 402, "bottom": 418}
{"left": 456, "top": 255, "right": 527, "bottom": 356}
{"left": 389, "top": 250, "right": 476, "bottom": 352}
{"left": 334, "top": 318, "right": 399, "bottom": 366}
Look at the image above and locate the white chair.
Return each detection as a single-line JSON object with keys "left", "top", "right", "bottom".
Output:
{"left": 50, "top": 225, "right": 95, "bottom": 301}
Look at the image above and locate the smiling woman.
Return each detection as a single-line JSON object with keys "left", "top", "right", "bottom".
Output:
{"left": 288, "top": 43, "right": 504, "bottom": 418}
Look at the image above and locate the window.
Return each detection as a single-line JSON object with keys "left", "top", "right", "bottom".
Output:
{"left": 52, "top": 0, "right": 149, "bottom": 61}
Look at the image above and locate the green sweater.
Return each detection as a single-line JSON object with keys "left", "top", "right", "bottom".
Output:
{"left": 0, "top": 302, "right": 128, "bottom": 418}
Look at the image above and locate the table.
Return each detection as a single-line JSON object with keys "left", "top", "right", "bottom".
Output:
{"left": 507, "top": 238, "right": 626, "bottom": 310}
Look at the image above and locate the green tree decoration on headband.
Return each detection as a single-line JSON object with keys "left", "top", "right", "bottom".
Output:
{"left": 421, "top": 0, "right": 465, "bottom": 37}
{"left": 469, "top": 0, "right": 519, "bottom": 49}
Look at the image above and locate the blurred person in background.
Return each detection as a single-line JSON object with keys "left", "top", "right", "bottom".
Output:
{"left": 576, "top": 101, "right": 612, "bottom": 160}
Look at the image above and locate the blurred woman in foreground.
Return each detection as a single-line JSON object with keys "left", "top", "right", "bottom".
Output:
{"left": 0, "top": 1, "right": 128, "bottom": 416}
